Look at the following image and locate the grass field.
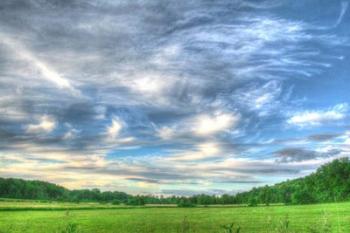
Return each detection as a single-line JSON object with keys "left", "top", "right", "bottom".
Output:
{"left": 1, "top": 200, "right": 350, "bottom": 233}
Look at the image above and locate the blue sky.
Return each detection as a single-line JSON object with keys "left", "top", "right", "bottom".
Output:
{"left": 0, "top": 0, "right": 350, "bottom": 195}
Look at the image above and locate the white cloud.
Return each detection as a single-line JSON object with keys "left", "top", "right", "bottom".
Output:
{"left": 117, "top": 72, "right": 180, "bottom": 106}
{"left": 233, "top": 80, "right": 282, "bottom": 116}
{"left": 335, "top": 1, "right": 349, "bottom": 27}
{"left": 156, "top": 111, "right": 240, "bottom": 140}
{"left": 63, "top": 129, "right": 79, "bottom": 140}
{"left": 345, "top": 133, "right": 350, "bottom": 145}
{"left": 338, "top": 131, "right": 350, "bottom": 145}
{"left": 168, "top": 142, "right": 222, "bottom": 161}
{"left": 287, "top": 103, "right": 348, "bottom": 127}
{"left": 157, "top": 126, "right": 175, "bottom": 140}
{"left": 26, "top": 115, "right": 56, "bottom": 134}
{"left": 106, "top": 117, "right": 123, "bottom": 140}
{"left": 0, "top": 33, "right": 79, "bottom": 95}
{"left": 193, "top": 112, "right": 240, "bottom": 136}
{"left": 104, "top": 117, "right": 135, "bottom": 145}
{"left": 239, "top": 0, "right": 281, "bottom": 9}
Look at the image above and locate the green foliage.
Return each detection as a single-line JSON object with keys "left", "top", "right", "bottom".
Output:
{"left": 248, "top": 197, "right": 258, "bottom": 207}
{"left": 1, "top": 158, "right": 350, "bottom": 206}
{"left": 235, "top": 157, "right": 350, "bottom": 205}
{"left": 0, "top": 178, "right": 131, "bottom": 204}
{"left": 111, "top": 199, "right": 120, "bottom": 205}
{"left": 177, "top": 199, "right": 195, "bottom": 207}
{"left": 126, "top": 196, "right": 145, "bottom": 206}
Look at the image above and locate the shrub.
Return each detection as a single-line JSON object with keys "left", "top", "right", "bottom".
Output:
{"left": 177, "top": 199, "right": 195, "bottom": 207}
{"left": 248, "top": 197, "right": 258, "bottom": 207}
{"left": 112, "top": 200, "right": 120, "bottom": 205}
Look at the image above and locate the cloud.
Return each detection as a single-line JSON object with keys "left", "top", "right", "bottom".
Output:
{"left": 168, "top": 142, "right": 222, "bottom": 161}
{"left": 287, "top": 103, "right": 348, "bottom": 127}
{"left": 193, "top": 112, "right": 240, "bottom": 136}
{"left": 155, "top": 111, "right": 240, "bottom": 142}
{"left": 307, "top": 133, "right": 341, "bottom": 142}
{"left": 157, "top": 126, "right": 175, "bottom": 140}
{"left": 335, "top": 1, "right": 349, "bottom": 27}
{"left": 103, "top": 117, "right": 135, "bottom": 146}
{"left": 63, "top": 125, "right": 79, "bottom": 140}
{"left": 275, "top": 147, "right": 341, "bottom": 163}
{"left": 0, "top": 33, "right": 79, "bottom": 95}
{"left": 26, "top": 115, "right": 56, "bottom": 134}
{"left": 0, "top": 0, "right": 349, "bottom": 194}
{"left": 338, "top": 131, "right": 350, "bottom": 146}
{"left": 232, "top": 80, "right": 283, "bottom": 116}
{"left": 106, "top": 117, "right": 123, "bottom": 140}
{"left": 239, "top": 0, "right": 282, "bottom": 9}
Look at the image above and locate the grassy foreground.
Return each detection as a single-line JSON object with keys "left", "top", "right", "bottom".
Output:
{"left": 1, "top": 201, "right": 350, "bottom": 233}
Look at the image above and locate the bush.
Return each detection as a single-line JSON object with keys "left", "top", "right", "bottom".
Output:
{"left": 248, "top": 197, "right": 258, "bottom": 207}
{"left": 177, "top": 199, "right": 195, "bottom": 208}
{"left": 111, "top": 200, "right": 120, "bottom": 205}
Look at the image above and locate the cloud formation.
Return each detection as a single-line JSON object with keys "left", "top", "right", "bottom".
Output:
{"left": 287, "top": 103, "right": 348, "bottom": 127}
{"left": 275, "top": 147, "right": 342, "bottom": 163}
{"left": 0, "top": 0, "right": 349, "bottom": 194}
{"left": 26, "top": 115, "right": 56, "bottom": 134}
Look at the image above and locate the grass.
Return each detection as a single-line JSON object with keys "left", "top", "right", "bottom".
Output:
{"left": 0, "top": 200, "right": 350, "bottom": 232}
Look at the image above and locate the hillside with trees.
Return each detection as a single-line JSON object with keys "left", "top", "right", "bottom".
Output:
{"left": 235, "top": 157, "right": 350, "bottom": 205}
{"left": 1, "top": 158, "right": 350, "bottom": 206}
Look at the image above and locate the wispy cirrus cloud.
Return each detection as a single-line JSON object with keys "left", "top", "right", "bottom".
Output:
{"left": 0, "top": 33, "right": 79, "bottom": 95}
{"left": 232, "top": 80, "right": 284, "bottom": 116}
{"left": 335, "top": 1, "right": 349, "bottom": 26}
{"left": 287, "top": 103, "right": 348, "bottom": 127}
{"left": 0, "top": 0, "right": 349, "bottom": 194}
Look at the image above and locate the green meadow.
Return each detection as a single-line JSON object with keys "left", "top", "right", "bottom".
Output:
{"left": 1, "top": 200, "right": 350, "bottom": 233}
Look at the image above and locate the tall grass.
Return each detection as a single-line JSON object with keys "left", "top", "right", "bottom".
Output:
{"left": 59, "top": 223, "right": 80, "bottom": 233}
{"left": 0, "top": 212, "right": 336, "bottom": 233}
{"left": 174, "top": 214, "right": 333, "bottom": 233}
{"left": 178, "top": 217, "right": 191, "bottom": 233}
{"left": 221, "top": 223, "right": 241, "bottom": 233}
{"left": 307, "top": 212, "right": 332, "bottom": 233}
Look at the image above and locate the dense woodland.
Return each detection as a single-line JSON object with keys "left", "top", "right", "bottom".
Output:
{"left": 1, "top": 158, "right": 350, "bottom": 206}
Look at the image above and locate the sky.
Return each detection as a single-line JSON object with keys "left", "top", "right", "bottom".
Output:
{"left": 0, "top": 0, "right": 350, "bottom": 196}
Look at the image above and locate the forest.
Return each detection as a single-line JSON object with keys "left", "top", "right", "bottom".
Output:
{"left": 1, "top": 157, "right": 350, "bottom": 206}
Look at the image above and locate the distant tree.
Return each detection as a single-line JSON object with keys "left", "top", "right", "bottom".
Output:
{"left": 1, "top": 158, "right": 350, "bottom": 206}
{"left": 248, "top": 197, "right": 258, "bottom": 207}
{"left": 177, "top": 198, "right": 195, "bottom": 207}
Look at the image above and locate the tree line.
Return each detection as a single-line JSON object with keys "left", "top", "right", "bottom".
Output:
{"left": 1, "top": 158, "right": 350, "bottom": 206}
